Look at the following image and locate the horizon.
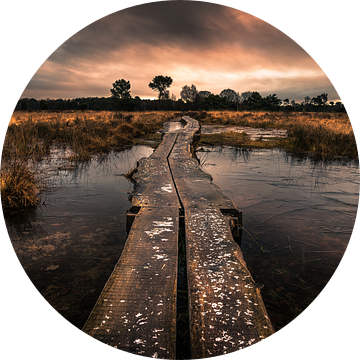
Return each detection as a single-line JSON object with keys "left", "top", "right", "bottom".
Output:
{"left": 18, "top": 90, "right": 342, "bottom": 104}
{"left": 20, "top": 1, "right": 341, "bottom": 104}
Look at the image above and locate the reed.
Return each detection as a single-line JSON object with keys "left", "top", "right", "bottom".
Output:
{"left": 190, "top": 110, "right": 357, "bottom": 158}
{"left": 0, "top": 156, "right": 40, "bottom": 210}
{"left": 1, "top": 109, "right": 357, "bottom": 210}
{"left": 1, "top": 110, "right": 176, "bottom": 209}
{"left": 5, "top": 110, "right": 176, "bottom": 161}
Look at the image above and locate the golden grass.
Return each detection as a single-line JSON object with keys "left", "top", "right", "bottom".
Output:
{"left": 5, "top": 110, "right": 179, "bottom": 160}
{"left": 1, "top": 109, "right": 357, "bottom": 210}
{"left": 193, "top": 110, "right": 353, "bottom": 135}
{"left": 189, "top": 110, "right": 357, "bottom": 158}
{"left": 9, "top": 110, "right": 178, "bottom": 126}
{"left": 1, "top": 157, "right": 40, "bottom": 209}
{"left": 2, "top": 110, "right": 179, "bottom": 209}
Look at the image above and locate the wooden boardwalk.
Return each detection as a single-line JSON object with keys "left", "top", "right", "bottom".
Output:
{"left": 83, "top": 116, "right": 274, "bottom": 358}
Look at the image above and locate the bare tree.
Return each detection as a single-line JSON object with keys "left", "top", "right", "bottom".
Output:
{"left": 180, "top": 84, "right": 198, "bottom": 103}
{"left": 240, "top": 91, "right": 252, "bottom": 102}
{"left": 160, "top": 90, "right": 170, "bottom": 100}
{"left": 170, "top": 93, "right": 177, "bottom": 110}
{"left": 220, "top": 88, "right": 237, "bottom": 102}
{"left": 198, "top": 90, "right": 212, "bottom": 99}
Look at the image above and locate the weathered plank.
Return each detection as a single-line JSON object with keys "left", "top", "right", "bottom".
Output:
{"left": 169, "top": 116, "right": 274, "bottom": 358}
{"left": 84, "top": 115, "right": 273, "bottom": 358}
{"left": 131, "top": 132, "right": 180, "bottom": 209}
{"left": 83, "top": 206, "right": 179, "bottom": 358}
{"left": 83, "top": 129, "right": 180, "bottom": 358}
{"left": 185, "top": 207, "right": 273, "bottom": 358}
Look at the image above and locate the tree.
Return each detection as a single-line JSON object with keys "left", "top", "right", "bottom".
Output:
{"left": 234, "top": 92, "right": 252, "bottom": 110}
{"left": 201, "top": 94, "right": 230, "bottom": 110}
{"left": 20, "top": 99, "right": 27, "bottom": 111}
{"left": 263, "top": 94, "right": 281, "bottom": 109}
{"left": 148, "top": 75, "right": 173, "bottom": 109}
{"left": 198, "top": 90, "right": 212, "bottom": 99}
{"left": 160, "top": 90, "right": 170, "bottom": 109}
{"left": 311, "top": 93, "right": 328, "bottom": 107}
{"left": 160, "top": 90, "right": 170, "bottom": 100}
{"left": 181, "top": 85, "right": 200, "bottom": 110}
{"left": 110, "top": 79, "right": 131, "bottom": 99}
{"left": 220, "top": 88, "right": 238, "bottom": 102}
{"left": 243, "top": 92, "right": 263, "bottom": 110}
{"left": 240, "top": 92, "right": 252, "bottom": 102}
{"left": 170, "top": 94, "right": 177, "bottom": 110}
{"left": 180, "top": 85, "right": 198, "bottom": 103}
{"left": 304, "top": 96, "right": 311, "bottom": 104}
{"left": 40, "top": 99, "right": 48, "bottom": 110}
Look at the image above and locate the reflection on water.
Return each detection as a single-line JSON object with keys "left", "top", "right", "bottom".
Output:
{"left": 5, "top": 145, "right": 154, "bottom": 328}
{"left": 201, "top": 124, "right": 288, "bottom": 141}
{"left": 5, "top": 141, "right": 359, "bottom": 332}
{"left": 197, "top": 146, "right": 359, "bottom": 330}
{"left": 160, "top": 119, "right": 186, "bottom": 133}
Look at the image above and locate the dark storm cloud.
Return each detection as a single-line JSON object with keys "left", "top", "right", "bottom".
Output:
{"left": 22, "top": 1, "right": 338, "bottom": 101}
{"left": 49, "top": 1, "right": 309, "bottom": 68}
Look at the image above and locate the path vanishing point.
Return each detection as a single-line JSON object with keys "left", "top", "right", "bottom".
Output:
{"left": 83, "top": 116, "right": 274, "bottom": 359}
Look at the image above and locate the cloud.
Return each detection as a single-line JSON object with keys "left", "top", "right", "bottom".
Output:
{"left": 21, "top": 1, "right": 338, "bottom": 101}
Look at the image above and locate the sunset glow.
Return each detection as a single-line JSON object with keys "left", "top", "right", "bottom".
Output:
{"left": 21, "top": 1, "right": 340, "bottom": 102}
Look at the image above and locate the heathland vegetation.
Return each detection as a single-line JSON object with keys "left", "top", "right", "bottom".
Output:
{"left": 1, "top": 111, "right": 172, "bottom": 210}
{"left": 191, "top": 110, "right": 356, "bottom": 159}
{"left": 1, "top": 109, "right": 356, "bottom": 211}
{"left": 17, "top": 77, "right": 346, "bottom": 113}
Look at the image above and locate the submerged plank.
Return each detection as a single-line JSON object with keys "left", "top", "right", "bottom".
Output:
{"left": 83, "top": 206, "right": 179, "bottom": 358}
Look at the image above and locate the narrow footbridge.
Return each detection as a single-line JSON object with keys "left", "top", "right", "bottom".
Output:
{"left": 83, "top": 116, "right": 274, "bottom": 358}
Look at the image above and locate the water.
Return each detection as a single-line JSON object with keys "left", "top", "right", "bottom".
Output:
{"left": 5, "top": 145, "right": 154, "bottom": 328}
{"left": 197, "top": 146, "right": 359, "bottom": 329}
{"left": 4, "top": 138, "right": 359, "bottom": 333}
{"left": 201, "top": 124, "right": 288, "bottom": 141}
{"left": 160, "top": 119, "right": 186, "bottom": 133}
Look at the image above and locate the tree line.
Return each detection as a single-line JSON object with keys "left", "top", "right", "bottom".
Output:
{"left": 16, "top": 75, "right": 346, "bottom": 113}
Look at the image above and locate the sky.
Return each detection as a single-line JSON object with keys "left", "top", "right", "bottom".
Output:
{"left": 21, "top": 1, "right": 340, "bottom": 102}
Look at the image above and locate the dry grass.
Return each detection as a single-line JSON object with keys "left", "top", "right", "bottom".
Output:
{"left": 198, "top": 132, "right": 286, "bottom": 150}
{"left": 2, "top": 110, "right": 178, "bottom": 209}
{"left": 5, "top": 110, "right": 178, "bottom": 161}
{"left": 192, "top": 110, "right": 353, "bottom": 135}
{"left": 0, "top": 156, "right": 40, "bottom": 210}
{"left": 1, "top": 109, "right": 357, "bottom": 210}
{"left": 190, "top": 110, "right": 357, "bottom": 158}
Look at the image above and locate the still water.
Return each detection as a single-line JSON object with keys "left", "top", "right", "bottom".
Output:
{"left": 201, "top": 125, "right": 288, "bottom": 141}
{"left": 5, "top": 142, "right": 359, "bottom": 332}
{"left": 5, "top": 145, "right": 154, "bottom": 328}
{"left": 197, "top": 146, "right": 359, "bottom": 329}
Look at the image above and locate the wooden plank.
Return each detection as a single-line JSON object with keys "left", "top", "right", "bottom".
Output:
{"left": 83, "top": 206, "right": 179, "bottom": 358}
{"left": 83, "top": 129, "right": 181, "bottom": 358}
{"left": 131, "top": 132, "right": 180, "bottom": 209}
{"left": 169, "top": 116, "right": 274, "bottom": 358}
{"left": 84, "top": 115, "right": 273, "bottom": 359}
{"left": 185, "top": 207, "right": 274, "bottom": 358}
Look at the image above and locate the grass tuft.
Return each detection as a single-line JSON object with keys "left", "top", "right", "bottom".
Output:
{"left": 190, "top": 110, "right": 357, "bottom": 159}
{"left": 2, "top": 109, "right": 357, "bottom": 210}
{"left": 1, "top": 110, "right": 177, "bottom": 209}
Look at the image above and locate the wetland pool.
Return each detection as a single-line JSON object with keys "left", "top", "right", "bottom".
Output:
{"left": 197, "top": 146, "right": 359, "bottom": 329}
{"left": 4, "top": 142, "right": 359, "bottom": 332}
